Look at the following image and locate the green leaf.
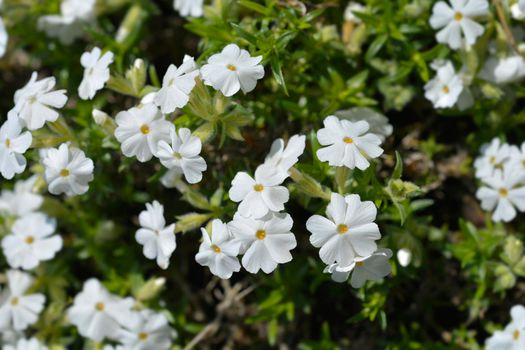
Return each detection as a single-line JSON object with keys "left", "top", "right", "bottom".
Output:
{"left": 365, "top": 34, "right": 388, "bottom": 62}
{"left": 270, "top": 55, "right": 288, "bottom": 95}
{"left": 392, "top": 151, "right": 403, "bottom": 180}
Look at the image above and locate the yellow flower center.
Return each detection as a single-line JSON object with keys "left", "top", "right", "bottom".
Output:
{"left": 227, "top": 64, "right": 237, "bottom": 71}
{"left": 140, "top": 124, "right": 150, "bottom": 135}
{"left": 174, "top": 152, "right": 182, "bottom": 160}
{"left": 211, "top": 244, "right": 221, "bottom": 253}
{"left": 337, "top": 224, "right": 349, "bottom": 234}
{"left": 499, "top": 188, "right": 509, "bottom": 198}
{"left": 256, "top": 229, "right": 267, "bottom": 240}
{"left": 253, "top": 184, "right": 264, "bottom": 192}
{"left": 343, "top": 137, "right": 354, "bottom": 144}
{"left": 454, "top": 11, "right": 463, "bottom": 21}
{"left": 138, "top": 332, "right": 149, "bottom": 341}
{"left": 4, "top": 138, "right": 10, "bottom": 148}
{"left": 513, "top": 329, "right": 520, "bottom": 340}
{"left": 442, "top": 85, "right": 450, "bottom": 94}
{"left": 25, "top": 236, "right": 34, "bottom": 244}
{"left": 95, "top": 302, "right": 105, "bottom": 311}
{"left": 522, "top": 159, "right": 525, "bottom": 168}
{"left": 59, "top": 168, "right": 70, "bottom": 177}
{"left": 489, "top": 156, "right": 496, "bottom": 165}
{"left": 356, "top": 261, "right": 364, "bottom": 267}
{"left": 10, "top": 297, "right": 19, "bottom": 306}
{"left": 28, "top": 95, "right": 37, "bottom": 104}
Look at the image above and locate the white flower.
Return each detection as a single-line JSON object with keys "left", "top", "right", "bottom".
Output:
{"left": 316, "top": 115, "right": 383, "bottom": 170}
{"left": 117, "top": 309, "right": 177, "bottom": 350}
{"left": 201, "top": 44, "right": 264, "bottom": 97}
{"left": 486, "top": 305, "right": 525, "bottom": 350}
{"left": 424, "top": 61, "right": 464, "bottom": 108}
{"left": 154, "top": 55, "right": 200, "bottom": 114}
{"left": 0, "top": 176, "right": 43, "bottom": 217}
{"left": 396, "top": 248, "right": 412, "bottom": 267}
{"left": 509, "top": 142, "right": 525, "bottom": 172}
{"left": 157, "top": 127, "right": 207, "bottom": 184}
{"left": 43, "top": 143, "right": 94, "bottom": 196}
{"left": 13, "top": 72, "right": 68, "bottom": 131}
{"left": 335, "top": 107, "right": 393, "bottom": 142}
{"left": 78, "top": 47, "right": 114, "bottom": 100}
{"left": 306, "top": 193, "right": 381, "bottom": 266}
{"left": 474, "top": 138, "right": 513, "bottom": 179}
{"left": 344, "top": 2, "right": 366, "bottom": 23}
{"left": 0, "top": 270, "right": 45, "bottom": 331}
{"left": 0, "top": 18, "right": 7, "bottom": 58}
{"left": 2, "top": 213, "right": 63, "bottom": 270}
{"left": 229, "top": 164, "right": 289, "bottom": 219}
{"left": 479, "top": 55, "right": 525, "bottom": 84}
{"left": 160, "top": 168, "right": 183, "bottom": 189}
{"left": 229, "top": 213, "right": 296, "bottom": 274}
{"left": 37, "top": 0, "right": 96, "bottom": 44}
{"left": 429, "top": 0, "right": 488, "bottom": 50}
{"left": 66, "top": 278, "right": 134, "bottom": 342}
{"left": 195, "top": 219, "right": 241, "bottom": 279}
{"left": 114, "top": 104, "right": 171, "bottom": 162}
{"left": 512, "top": 0, "right": 525, "bottom": 20}
{"left": 476, "top": 167, "right": 525, "bottom": 222}
{"left": 3, "top": 338, "right": 49, "bottom": 350}
{"left": 135, "top": 201, "right": 176, "bottom": 270}
{"left": 173, "top": 0, "right": 204, "bottom": 17}
{"left": 263, "top": 134, "right": 306, "bottom": 178}
{"left": 92, "top": 109, "right": 109, "bottom": 125}
{"left": 325, "top": 248, "right": 392, "bottom": 287}
{"left": 0, "top": 116, "right": 32, "bottom": 180}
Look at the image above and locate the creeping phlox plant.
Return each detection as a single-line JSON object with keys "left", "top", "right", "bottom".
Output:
{"left": 1, "top": 0, "right": 525, "bottom": 348}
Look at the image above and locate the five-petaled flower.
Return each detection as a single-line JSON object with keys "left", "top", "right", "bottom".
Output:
{"left": 316, "top": 116, "right": 383, "bottom": 170}
{"left": 201, "top": 44, "right": 264, "bottom": 97}
{"left": 306, "top": 193, "right": 381, "bottom": 267}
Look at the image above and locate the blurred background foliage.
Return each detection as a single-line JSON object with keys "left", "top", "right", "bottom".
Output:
{"left": 1, "top": 0, "right": 525, "bottom": 349}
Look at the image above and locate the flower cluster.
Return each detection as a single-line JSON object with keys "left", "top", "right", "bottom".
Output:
{"left": 66, "top": 278, "right": 176, "bottom": 348}
{"left": 474, "top": 138, "right": 525, "bottom": 222}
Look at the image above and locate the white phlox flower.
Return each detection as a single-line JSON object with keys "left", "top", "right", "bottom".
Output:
{"left": 424, "top": 61, "right": 464, "bottom": 108}
{"left": 173, "top": 0, "right": 204, "bottom": 17}
{"left": 0, "top": 270, "right": 45, "bottom": 331}
{"left": 316, "top": 115, "right": 383, "bottom": 170}
{"left": 486, "top": 305, "right": 525, "bottom": 350}
{"left": 201, "top": 44, "right": 265, "bottom": 97}
{"left": 195, "top": 219, "right": 241, "bottom": 279}
{"left": 2, "top": 213, "right": 63, "bottom": 270}
{"left": 12, "top": 72, "right": 68, "bottom": 131}
{"left": 114, "top": 104, "right": 171, "bottom": 162}
{"left": 66, "top": 278, "right": 134, "bottom": 342}
{"left": 429, "top": 0, "right": 489, "bottom": 50}
{"left": 476, "top": 166, "right": 525, "bottom": 222}
{"left": 157, "top": 126, "right": 207, "bottom": 184}
{"left": 2, "top": 338, "right": 49, "bottom": 350}
{"left": 78, "top": 47, "right": 114, "bottom": 100}
{"left": 37, "top": 0, "right": 96, "bottom": 45}
{"left": 117, "top": 309, "right": 177, "bottom": 350}
{"left": 0, "top": 116, "right": 32, "bottom": 180}
{"left": 43, "top": 143, "right": 94, "bottom": 196}
{"left": 479, "top": 55, "right": 525, "bottom": 85}
{"left": 228, "top": 213, "right": 296, "bottom": 274}
{"left": 0, "top": 176, "right": 43, "bottom": 217}
{"left": 474, "top": 138, "right": 513, "bottom": 179}
{"left": 324, "top": 248, "right": 393, "bottom": 288}
{"left": 306, "top": 193, "right": 381, "bottom": 267}
{"left": 154, "top": 55, "right": 200, "bottom": 114}
{"left": 229, "top": 164, "right": 289, "bottom": 219}
{"left": 263, "top": 134, "right": 306, "bottom": 178}
{"left": 135, "top": 201, "right": 176, "bottom": 270}
{"left": 335, "top": 107, "right": 393, "bottom": 142}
